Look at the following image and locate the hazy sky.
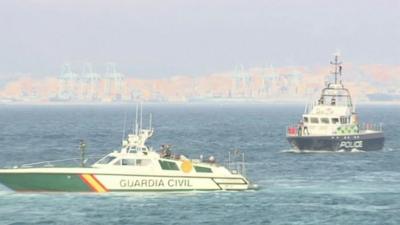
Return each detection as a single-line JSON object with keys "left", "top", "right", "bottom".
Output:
{"left": 0, "top": 0, "right": 399, "bottom": 78}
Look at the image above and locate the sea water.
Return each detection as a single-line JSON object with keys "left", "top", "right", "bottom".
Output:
{"left": 0, "top": 104, "right": 399, "bottom": 225}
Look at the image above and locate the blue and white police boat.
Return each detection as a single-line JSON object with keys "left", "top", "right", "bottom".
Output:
{"left": 286, "top": 54, "right": 384, "bottom": 152}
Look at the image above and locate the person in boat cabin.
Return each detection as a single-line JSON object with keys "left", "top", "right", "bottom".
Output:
{"left": 331, "top": 97, "right": 336, "bottom": 106}
{"left": 318, "top": 97, "right": 324, "bottom": 105}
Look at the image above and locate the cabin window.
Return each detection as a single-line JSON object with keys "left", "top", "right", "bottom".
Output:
{"left": 310, "top": 117, "right": 319, "bottom": 124}
{"left": 114, "top": 159, "right": 152, "bottom": 166}
{"left": 332, "top": 118, "right": 339, "bottom": 124}
{"left": 122, "top": 159, "right": 136, "bottom": 166}
{"left": 128, "top": 146, "right": 138, "bottom": 152}
{"left": 159, "top": 160, "right": 179, "bottom": 170}
{"left": 194, "top": 166, "right": 212, "bottom": 173}
{"left": 303, "top": 117, "right": 309, "bottom": 123}
{"left": 340, "top": 117, "right": 348, "bottom": 124}
{"left": 97, "top": 156, "right": 116, "bottom": 164}
{"left": 321, "top": 118, "right": 330, "bottom": 124}
{"left": 136, "top": 159, "right": 152, "bottom": 166}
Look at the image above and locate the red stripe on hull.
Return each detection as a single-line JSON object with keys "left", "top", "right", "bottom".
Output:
{"left": 79, "top": 174, "right": 96, "bottom": 192}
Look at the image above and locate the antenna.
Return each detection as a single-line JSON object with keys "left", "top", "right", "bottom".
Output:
{"left": 330, "top": 52, "right": 342, "bottom": 85}
{"left": 140, "top": 102, "right": 143, "bottom": 132}
{"left": 122, "top": 111, "right": 127, "bottom": 146}
{"left": 79, "top": 140, "right": 86, "bottom": 167}
{"left": 149, "top": 113, "right": 152, "bottom": 129}
{"left": 135, "top": 103, "right": 139, "bottom": 135}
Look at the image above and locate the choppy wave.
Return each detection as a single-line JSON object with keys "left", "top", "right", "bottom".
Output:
{"left": 0, "top": 105, "right": 399, "bottom": 224}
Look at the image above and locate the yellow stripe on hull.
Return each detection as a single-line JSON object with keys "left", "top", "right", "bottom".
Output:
{"left": 81, "top": 174, "right": 107, "bottom": 193}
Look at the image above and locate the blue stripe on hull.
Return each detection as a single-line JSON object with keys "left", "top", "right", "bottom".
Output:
{"left": 287, "top": 133, "right": 384, "bottom": 151}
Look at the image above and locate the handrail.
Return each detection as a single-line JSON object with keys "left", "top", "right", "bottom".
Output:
{"left": 286, "top": 122, "right": 383, "bottom": 137}
{"left": 225, "top": 150, "right": 246, "bottom": 176}
{"left": 359, "top": 122, "right": 383, "bottom": 132}
{"left": 19, "top": 154, "right": 104, "bottom": 168}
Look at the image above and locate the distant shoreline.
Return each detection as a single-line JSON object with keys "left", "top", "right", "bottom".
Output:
{"left": 1, "top": 100, "right": 399, "bottom": 106}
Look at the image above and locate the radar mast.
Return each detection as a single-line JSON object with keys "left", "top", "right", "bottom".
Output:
{"left": 330, "top": 53, "right": 343, "bottom": 86}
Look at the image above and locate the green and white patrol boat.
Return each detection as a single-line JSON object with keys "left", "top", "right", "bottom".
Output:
{"left": 0, "top": 113, "right": 255, "bottom": 192}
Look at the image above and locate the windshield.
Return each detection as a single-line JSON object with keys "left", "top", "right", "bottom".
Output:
{"left": 319, "top": 88, "right": 352, "bottom": 107}
{"left": 97, "top": 156, "right": 116, "bottom": 164}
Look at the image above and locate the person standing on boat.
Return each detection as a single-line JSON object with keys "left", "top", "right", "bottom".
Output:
{"left": 298, "top": 120, "right": 303, "bottom": 136}
{"left": 298, "top": 120, "right": 309, "bottom": 136}
{"left": 298, "top": 119, "right": 309, "bottom": 136}
{"left": 160, "top": 144, "right": 172, "bottom": 158}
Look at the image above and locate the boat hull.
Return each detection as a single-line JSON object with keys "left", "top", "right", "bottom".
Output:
{"left": 0, "top": 171, "right": 250, "bottom": 192}
{"left": 287, "top": 132, "right": 384, "bottom": 151}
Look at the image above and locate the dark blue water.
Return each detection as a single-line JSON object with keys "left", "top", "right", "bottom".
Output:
{"left": 0, "top": 104, "right": 399, "bottom": 225}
